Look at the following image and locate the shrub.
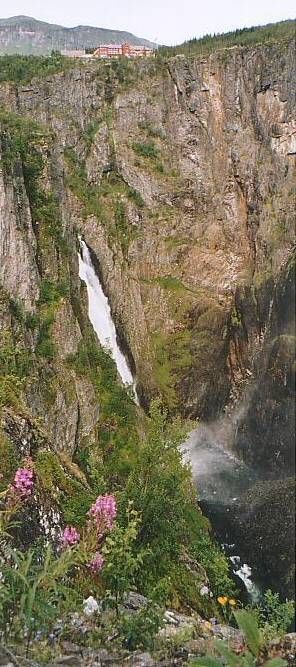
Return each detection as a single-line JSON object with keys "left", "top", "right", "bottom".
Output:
{"left": 132, "top": 141, "right": 160, "bottom": 160}
{"left": 119, "top": 602, "right": 163, "bottom": 650}
{"left": 35, "top": 314, "right": 56, "bottom": 360}
{"left": 122, "top": 401, "right": 198, "bottom": 589}
{"left": 0, "top": 375, "right": 24, "bottom": 409}
{"left": 67, "top": 335, "right": 138, "bottom": 485}
{"left": 38, "top": 279, "right": 69, "bottom": 305}
{"left": 83, "top": 120, "right": 101, "bottom": 153}
{"left": 0, "top": 330, "right": 33, "bottom": 378}
{"left": 127, "top": 187, "right": 145, "bottom": 208}
{"left": 191, "top": 531, "right": 235, "bottom": 597}
{"left": 0, "top": 543, "right": 82, "bottom": 649}
{"left": 0, "top": 432, "right": 18, "bottom": 491}
{"left": 102, "top": 505, "right": 145, "bottom": 609}
{"left": 0, "top": 53, "right": 73, "bottom": 84}
{"left": 252, "top": 589, "right": 295, "bottom": 641}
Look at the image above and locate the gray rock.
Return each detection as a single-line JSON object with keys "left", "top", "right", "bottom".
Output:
{"left": 123, "top": 592, "right": 149, "bottom": 611}
{"left": 127, "top": 653, "right": 156, "bottom": 667}
{"left": 50, "top": 657, "right": 82, "bottom": 667}
{"left": 212, "top": 624, "right": 244, "bottom": 642}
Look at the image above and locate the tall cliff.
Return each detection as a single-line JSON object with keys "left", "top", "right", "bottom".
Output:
{"left": 0, "top": 39, "right": 295, "bottom": 541}
{"left": 1, "top": 39, "right": 295, "bottom": 447}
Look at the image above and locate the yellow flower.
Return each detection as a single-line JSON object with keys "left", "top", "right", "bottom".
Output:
{"left": 228, "top": 599, "right": 237, "bottom": 606}
{"left": 217, "top": 596, "right": 228, "bottom": 606}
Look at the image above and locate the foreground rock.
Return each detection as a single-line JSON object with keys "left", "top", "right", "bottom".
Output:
{"left": 1, "top": 608, "right": 295, "bottom": 667}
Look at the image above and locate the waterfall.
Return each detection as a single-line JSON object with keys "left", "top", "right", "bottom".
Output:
{"left": 78, "top": 239, "right": 137, "bottom": 400}
{"left": 229, "top": 557, "right": 261, "bottom": 602}
{"left": 182, "top": 428, "right": 262, "bottom": 601}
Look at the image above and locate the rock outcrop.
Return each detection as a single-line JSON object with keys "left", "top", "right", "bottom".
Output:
{"left": 0, "top": 38, "right": 294, "bottom": 590}
{"left": 1, "top": 40, "right": 294, "bottom": 430}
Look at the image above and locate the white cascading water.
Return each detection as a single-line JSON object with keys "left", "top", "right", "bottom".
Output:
{"left": 79, "top": 237, "right": 261, "bottom": 600}
{"left": 230, "top": 557, "right": 260, "bottom": 602}
{"left": 78, "top": 239, "right": 137, "bottom": 399}
{"left": 183, "top": 427, "right": 261, "bottom": 602}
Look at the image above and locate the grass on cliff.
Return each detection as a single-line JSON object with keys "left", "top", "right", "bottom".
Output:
{"left": 0, "top": 289, "right": 34, "bottom": 410}
{"left": 65, "top": 147, "right": 143, "bottom": 255}
{"left": 0, "top": 52, "right": 74, "bottom": 84}
{"left": 159, "top": 19, "right": 295, "bottom": 57}
{"left": 0, "top": 109, "right": 68, "bottom": 256}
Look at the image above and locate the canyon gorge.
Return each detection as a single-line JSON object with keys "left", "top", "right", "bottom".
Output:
{"left": 0, "top": 30, "right": 295, "bottom": 633}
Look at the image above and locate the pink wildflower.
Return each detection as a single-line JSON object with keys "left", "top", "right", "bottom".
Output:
{"left": 88, "top": 494, "right": 117, "bottom": 532}
{"left": 60, "top": 525, "right": 80, "bottom": 549}
{"left": 89, "top": 552, "right": 104, "bottom": 573}
{"left": 13, "top": 467, "right": 34, "bottom": 497}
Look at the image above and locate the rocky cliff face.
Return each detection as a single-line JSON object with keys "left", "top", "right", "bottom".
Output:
{"left": 0, "top": 39, "right": 295, "bottom": 480}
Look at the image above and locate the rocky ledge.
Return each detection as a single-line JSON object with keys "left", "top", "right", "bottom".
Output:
{"left": 1, "top": 594, "right": 295, "bottom": 667}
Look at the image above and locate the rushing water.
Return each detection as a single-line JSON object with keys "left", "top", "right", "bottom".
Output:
{"left": 78, "top": 239, "right": 137, "bottom": 399}
{"left": 183, "top": 425, "right": 261, "bottom": 601}
{"left": 78, "top": 237, "right": 262, "bottom": 599}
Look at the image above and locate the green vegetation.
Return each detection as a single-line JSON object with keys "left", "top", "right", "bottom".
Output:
{"left": 38, "top": 279, "right": 69, "bottom": 305}
{"left": 152, "top": 329, "right": 192, "bottom": 409}
{"left": 121, "top": 400, "right": 235, "bottom": 607}
{"left": 0, "top": 327, "right": 33, "bottom": 409}
{"left": 34, "top": 279, "right": 70, "bottom": 361}
{"left": 132, "top": 141, "right": 160, "bottom": 160}
{"left": 65, "top": 148, "right": 142, "bottom": 254}
{"left": 132, "top": 137, "right": 173, "bottom": 177}
{"left": 128, "top": 187, "right": 145, "bottom": 208}
{"left": 191, "top": 608, "right": 290, "bottom": 666}
{"left": 249, "top": 589, "right": 295, "bottom": 643}
{"left": 0, "top": 399, "right": 236, "bottom": 657}
{"left": 35, "top": 450, "right": 94, "bottom": 527}
{"left": 102, "top": 505, "right": 144, "bottom": 609}
{"left": 109, "top": 57, "right": 137, "bottom": 87}
{"left": 83, "top": 119, "right": 102, "bottom": 154}
{"left": 0, "top": 109, "right": 68, "bottom": 255}
{"left": 67, "top": 332, "right": 138, "bottom": 484}
{"left": 0, "top": 59, "right": 294, "bottom": 661}
{"left": 0, "top": 52, "right": 73, "bottom": 84}
{"left": 159, "top": 20, "right": 295, "bottom": 58}
{"left": 0, "top": 541, "right": 82, "bottom": 649}
{"left": 155, "top": 275, "right": 190, "bottom": 292}
{"left": 119, "top": 601, "right": 162, "bottom": 650}
{"left": 231, "top": 307, "right": 243, "bottom": 328}
{"left": 0, "top": 375, "right": 25, "bottom": 410}
{"left": 0, "top": 431, "right": 18, "bottom": 491}
{"left": 0, "top": 330, "right": 33, "bottom": 379}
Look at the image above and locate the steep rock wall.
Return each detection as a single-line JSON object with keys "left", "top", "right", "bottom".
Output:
{"left": 0, "top": 39, "right": 295, "bottom": 459}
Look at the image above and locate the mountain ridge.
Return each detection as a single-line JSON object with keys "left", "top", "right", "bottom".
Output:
{"left": 0, "top": 15, "right": 157, "bottom": 54}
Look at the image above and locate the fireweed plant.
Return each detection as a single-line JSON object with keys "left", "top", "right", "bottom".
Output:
{"left": 60, "top": 492, "right": 118, "bottom": 573}
{"left": 0, "top": 461, "right": 143, "bottom": 645}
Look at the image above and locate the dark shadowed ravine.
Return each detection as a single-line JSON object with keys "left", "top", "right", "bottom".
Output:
{"left": 183, "top": 425, "right": 266, "bottom": 601}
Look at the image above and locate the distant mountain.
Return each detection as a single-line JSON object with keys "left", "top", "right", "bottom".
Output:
{"left": 0, "top": 15, "right": 156, "bottom": 55}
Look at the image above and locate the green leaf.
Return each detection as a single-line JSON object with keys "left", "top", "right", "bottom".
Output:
{"left": 241, "top": 652, "right": 256, "bottom": 667}
{"left": 214, "top": 640, "right": 240, "bottom": 666}
{"left": 264, "top": 660, "right": 287, "bottom": 667}
{"left": 234, "top": 610, "right": 261, "bottom": 657}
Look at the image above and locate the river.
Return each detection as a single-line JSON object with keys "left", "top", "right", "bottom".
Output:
{"left": 183, "top": 426, "right": 262, "bottom": 600}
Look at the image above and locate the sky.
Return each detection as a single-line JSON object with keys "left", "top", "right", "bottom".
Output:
{"left": 0, "top": 0, "right": 295, "bottom": 45}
